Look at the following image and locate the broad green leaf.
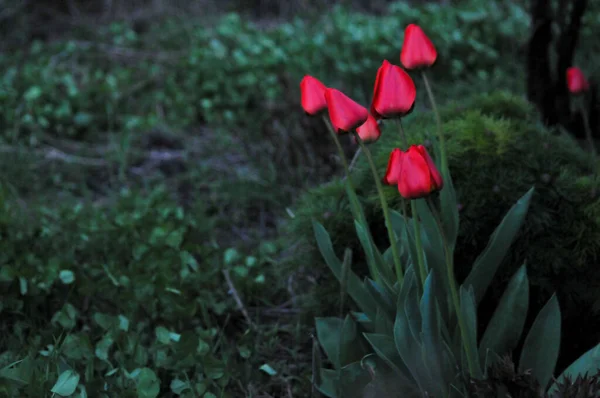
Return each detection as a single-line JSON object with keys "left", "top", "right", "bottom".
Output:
{"left": 50, "top": 370, "right": 80, "bottom": 396}
{"left": 394, "top": 276, "right": 428, "bottom": 390}
{"left": 389, "top": 210, "right": 411, "bottom": 254}
{"left": 462, "top": 187, "right": 534, "bottom": 305}
{"left": 479, "top": 264, "right": 529, "bottom": 366}
{"left": 548, "top": 343, "right": 600, "bottom": 394}
{"left": 136, "top": 368, "right": 160, "bottom": 398}
{"left": 315, "top": 316, "right": 365, "bottom": 369}
{"left": 374, "top": 307, "right": 394, "bottom": 335}
{"left": 518, "top": 293, "right": 561, "bottom": 390}
{"left": 411, "top": 203, "right": 451, "bottom": 318}
{"left": 439, "top": 168, "right": 459, "bottom": 251}
{"left": 355, "top": 220, "right": 395, "bottom": 289}
{"left": 345, "top": 181, "right": 367, "bottom": 226}
{"left": 95, "top": 334, "right": 113, "bottom": 362}
{"left": 170, "top": 378, "right": 190, "bottom": 394}
{"left": 364, "top": 278, "right": 395, "bottom": 322}
{"left": 420, "top": 271, "right": 448, "bottom": 396}
{"left": 316, "top": 362, "right": 371, "bottom": 398}
{"left": 312, "top": 220, "right": 377, "bottom": 318}
{"left": 414, "top": 199, "right": 445, "bottom": 256}
{"left": 59, "top": 270, "right": 75, "bottom": 284}
{"left": 362, "top": 333, "right": 418, "bottom": 391}
{"left": 459, "top": 285, "right": 482, "bottom": 378}
{"left": 259, "top": 364, "right": 277, "bottom": 376}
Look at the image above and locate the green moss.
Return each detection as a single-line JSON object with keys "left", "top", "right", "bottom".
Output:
{"left": 283, "top": 90, "right": 600, "bottom": 366}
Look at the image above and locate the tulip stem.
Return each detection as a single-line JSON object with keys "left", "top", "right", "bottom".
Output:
{"left": 396, "top": 120, "right": 409, "bottom": 148}
{"left": 579, "top": 100, "right": 597, "bottom": 156}
{"left": 422, "top": 71, "right": 447, "bottom": 173}
{"left": 395, "top": 120, "right": 427, "bottom": 289}
{"left": 348, "top": 147, "right": 362, "bottom": 173}
{"left": 323, "top": 116, "right": 382, "bottom": 284}
{"left": 410, "top": 200, "right": 428, "bottom": 289}
{"left": 323, "top": 116, "right": 354, "bottom": 187}
{"left": 427, "top": 197, "right": 476, "bottom": 376}
{"left": 353, "top": 131, "right": 404, "bottom": 286}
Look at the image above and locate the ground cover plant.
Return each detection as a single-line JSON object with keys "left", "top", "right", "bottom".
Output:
{"left": 0, "top": 0, "right": 599, "bottom": 397}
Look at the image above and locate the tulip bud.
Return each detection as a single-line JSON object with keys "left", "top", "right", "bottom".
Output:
{"left": 324, "top": 88, "right": 369, "bottom": 134}
{"left": 370, "top": 60, "right": 416, "bottom": 119}
{"left": 300, "top": 75, "right": 328, "bottom": 115}
{"left": 566, "top": 67, "right": 590, "bottom": 95}
{"left": 356, "top": 114, "right": 381, "bottom": 144}
{"left": 383, "top": 148, "right": 403, "bottom": 185}
{"left": 397, "top": 145, "right": 444, "bottom": 199}
{"left": 400, "top": 24, "right": 438, "bottom": 70}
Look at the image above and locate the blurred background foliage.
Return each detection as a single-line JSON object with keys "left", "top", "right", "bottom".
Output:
{"left": 0, "top": 0, "right": 599, "bottom": 397}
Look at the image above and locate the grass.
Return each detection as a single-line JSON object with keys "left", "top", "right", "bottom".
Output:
{"left": 0, "top": 0, "right": 599, "bottom": 397}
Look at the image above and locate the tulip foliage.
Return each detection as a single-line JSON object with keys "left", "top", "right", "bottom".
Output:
{"left": 302, "top": 24, "right": 600, "bottom": 398}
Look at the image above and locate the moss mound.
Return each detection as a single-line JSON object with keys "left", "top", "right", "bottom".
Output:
{"left": 282, "top": 91, "right": 600, "bottom": 370}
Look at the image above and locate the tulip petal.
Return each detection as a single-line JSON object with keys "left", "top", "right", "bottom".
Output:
{"left": 300, "top": 75, "right": 328, "bottom": 115}
{"left": 325, "top": 88, "right": 369, "bottom": 134}
{"left": 566, "top": 67, "right": 590, "bottom": 95}
{"left": 397, "top": 145, "right": 443, "bottom": 199}
{"left": 415, "top": 145, "right": 444, "bottom": 190}
{"left": 400, "top": 24, "right": 438, "bottom": 70}
{"left": 370, "top": 60, "right": 416, "bottom": 119}
{"left": 383, "top": 148, "right": 403, "bottom": 185}
{"left": 356, "top": 114, "right": 381, "bottom": 144}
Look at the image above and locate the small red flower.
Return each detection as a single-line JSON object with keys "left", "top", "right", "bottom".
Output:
{"left": 400, "top": 24, "right": 437, "bottom": 70}
{"left": 300, "top": 75, "right": 328, "bottom": 115}
{"left": 370, "top": 60, "right": 416, "bottom": 119}
{"left": 356, "top": 114, "right": 381, "bottom": 143}
{"left": 383, "top": 148, "right": 403, "bottom": 185}
{"left": 566, "top": 67, "right": 590, "bottom": 95}
{"left": 397, "top": 145, "right": 443, "bottom": 199}
{"left": 325, "top": 88, "right": 369, "bottom": 134}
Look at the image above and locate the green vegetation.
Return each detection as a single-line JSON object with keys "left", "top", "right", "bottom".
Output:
{"left": 284, "top": 91, "right": 600, "bottom": 372}
{"left": 0, "top": 0, "right": 599, "bottom": 396}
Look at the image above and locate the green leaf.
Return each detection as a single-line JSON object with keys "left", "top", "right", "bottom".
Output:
{"left": 479, "top": 264, "right": 529, "bottom": 367}
{"left": 259, "top": 364, "right": 277, "bottom": 376}
{"left": 459, "top": 285, "right": 482, "bottom": 379}
{"left": 155, "top": 326, "right": 171, "bottom": 345}
{"left": 316, "top": 362, "right": 371, "bottom": 398}
{"left": 312, "top": 220, "right": 376, "bottom": 318}
{"left": 315, "top": 315, "right": 365, "bottom": 369}
{"left": 364, "top": 278, "right": 395, "bottom": 322}
{"left": 170, "top": 378, "right": 190, "bottom": 395}
{"left": 50, "top": 370, "right": 80, "bottom": 396}
{"left": 518, "top": 293, "right": 561, "bottom": 390}
{"left": 136, "top": 368, "right": 160, "bottom": 398}
{"left": 344, "top": 180, "right": 368, "bottom": 227}
{"left": 439, "top": 168, "right": 459, "bottom": 251}
{"left": 362, "top": 333, "right": 418, "bottom": 392}
{"left": 462, "top": 187, "right": 534, "bottom": 305}
{"left": 420, "top": 271, "right": 450, "bottom": 394}
{"left": 95, "top": 334, "right": 114, "bottom": 362}
{"left": 24, "top": 86, "right": 42, "bottom": 101}
{"left": 59, "top": 270, "right": 75, "bottom": 284}
{"left": 548, "top": 343, "right": 600, "bottom": 394}
{"left": 355, "top": 220, "right": 395, "bottom": 287}
{"left": 394, "top": 274, "right": 428, "bottom": 389}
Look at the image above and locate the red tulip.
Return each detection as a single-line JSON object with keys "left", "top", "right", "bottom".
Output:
{"left": 356, "top": 114, "right": 381, "bottom": 143}
{"left": 566, "top": 67, "right": 590, "bottom": 95}
{"left": 383, "top": 148, "right": 403, "bottom": 185}
{"left": 370, "top": 60, "right": 416, "bottom": 119}
{"left": 325, "top": 88, "right": 369, "bottom": 134}
{"left": 400, "top": 24, "right": 437, "bottom": 70}
{"left": 300, "top": 75, "right": 328, "bottom": 115}
{"left": 387, "top": 145, "right": 443, "bottom": 199}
